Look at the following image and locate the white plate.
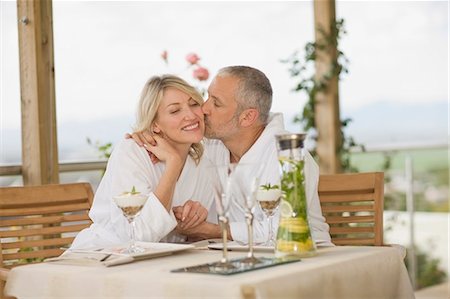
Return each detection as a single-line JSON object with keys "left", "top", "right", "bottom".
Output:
{"left": 71, "top": 242, "right": 195, "bottom": 259}
{"left": 51, "top": 242, "right": 195, "bottom": 266}
{"left": 208, "top": 241, "right": 275, "bottom": 253}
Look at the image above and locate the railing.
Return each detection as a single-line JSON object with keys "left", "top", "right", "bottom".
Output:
{"left": 0, "top": 161, "right": 107, "bottom": 176}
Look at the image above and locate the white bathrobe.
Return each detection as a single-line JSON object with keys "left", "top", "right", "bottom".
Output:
{"left": 204, "top": 113, "right": 333, "bottom": 246}
{"left": 71, "top": 139, "right": 216, "bottom": 249}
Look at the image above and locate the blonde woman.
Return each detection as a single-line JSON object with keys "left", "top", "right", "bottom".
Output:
{"left": 71, "top": 75, "right": 215, "bottom": 249}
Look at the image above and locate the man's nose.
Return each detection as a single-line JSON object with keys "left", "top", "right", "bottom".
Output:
{"left": 202, "top": 100, "right": 211, "bottom": 115}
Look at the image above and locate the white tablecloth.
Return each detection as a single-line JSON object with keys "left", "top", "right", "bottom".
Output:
{"left": 5, "top": 245, "right": 414, "bottom": 299}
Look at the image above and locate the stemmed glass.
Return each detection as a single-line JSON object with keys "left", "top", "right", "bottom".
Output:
{"left": 256, "top": 186, "right": 282, "bottom": 247}
{"left": 113, "top": 192, "right": 148, "bottom": 254}
{"left": 232, "top": 163, "right": 263, "bottom": 265}
{"left": 209, "top": 164, "right": 236, "bottom": 271}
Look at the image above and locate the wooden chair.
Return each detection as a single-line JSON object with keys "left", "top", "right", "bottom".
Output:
{"left": 318, "top": 172, "right": 384, "bottom": 246}
{"left": 0, "top": 183, "right": 94, "bottom": 298}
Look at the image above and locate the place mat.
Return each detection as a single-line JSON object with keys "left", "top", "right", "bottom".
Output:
{"left": 171, "top": 256, "right": 301, "bottom": 275}
{"left": 45, "top": 242, "right": 194, "bottom": 267}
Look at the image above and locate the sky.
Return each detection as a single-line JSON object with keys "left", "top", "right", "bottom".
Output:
{"left": 1, "top": 0, "right": 448, "bottom": 163}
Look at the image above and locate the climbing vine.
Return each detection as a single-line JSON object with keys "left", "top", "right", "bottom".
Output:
{"left": 281, "top": 19, "right": 364, "bottom": 172}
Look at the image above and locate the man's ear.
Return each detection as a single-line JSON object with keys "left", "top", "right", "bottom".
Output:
{"left": 239, "top": 108, "right": 259, "bottom": 127}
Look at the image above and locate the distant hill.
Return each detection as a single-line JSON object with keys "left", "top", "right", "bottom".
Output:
{"left": 1, "top": 101, "right": 447, "bottom": 164}
{"left": 284, "top": 100, "right": 447, "bottom": 149}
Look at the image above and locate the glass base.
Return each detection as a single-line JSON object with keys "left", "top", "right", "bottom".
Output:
{"left": 239, "top": 255, "right": 263, "bottom": 266}
{"left": 262, "top": 239, "right": 277, "bottom": 247}
{"left": 171, "top": 256, "right": 301, "bottom": 275}
{"left": 212, "top": 261, "right": 237, "bottom": 272}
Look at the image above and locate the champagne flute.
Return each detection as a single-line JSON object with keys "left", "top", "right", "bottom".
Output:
{"left": 257, "top": 185, "right": 282, "bottom": 247}
{"left": 232, "top": 163, "right": 263, "bottom": 265}
{"left": 113, "top": 191, "right": 148, "bottom": 254}
{"left": 209, "top": 164, "right": 236, "bottom": 271}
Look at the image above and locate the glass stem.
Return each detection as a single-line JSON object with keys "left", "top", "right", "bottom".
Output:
{"left": 130, "top": 218, "right": 137, "bottom": 249}
{"left": 219, "top": 217, "right": 229, "bottom": 263}
{"left": 268, "top": 214, "right": 273, "bottom": 244}
{"left": 246, "top": 212, "right": 254, "bottom": 258}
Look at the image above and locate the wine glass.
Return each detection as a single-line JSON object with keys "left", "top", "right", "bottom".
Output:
{"left": 232, "top": 163, "right": 263, "bottom": 265}
{"left": 209, "top": 164, "right": 236, "bottom": 271}
{"left": 256, "top": 186, "right": 282, "bottom": 247}
{"left": 113, "top": 192, "right": 148, "bottom": 254}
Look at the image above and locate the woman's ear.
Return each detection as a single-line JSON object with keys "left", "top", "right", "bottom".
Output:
{"left": 239, "top": 108, "right": 259, "bottom": 127}
{"left": 152, "top": 123, "right": 161, "bottom": 134}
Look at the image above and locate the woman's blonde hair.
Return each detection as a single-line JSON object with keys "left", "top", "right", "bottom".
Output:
{"left": 134, "top": 74, "right": 204, "bottom": 163}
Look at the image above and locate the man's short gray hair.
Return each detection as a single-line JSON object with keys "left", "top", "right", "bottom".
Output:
{"left": 217, "top": 66, "right": 272, "bottom": 124}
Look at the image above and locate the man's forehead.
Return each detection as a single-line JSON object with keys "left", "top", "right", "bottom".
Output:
{"left": 208, "top": 75, "right": 239, "bottom": 97}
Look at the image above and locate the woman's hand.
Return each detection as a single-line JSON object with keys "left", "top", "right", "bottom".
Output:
{"left": 173, "top": 200, "right": 208, "bottom": 230}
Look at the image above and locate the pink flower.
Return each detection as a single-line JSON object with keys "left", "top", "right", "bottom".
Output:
{"left": 193, "top": 66, "right": 209, "bottom": 81}
{"left": 161, "top": 50, "right": 168, "bottom": 63}
{"left": 186, "top": 53, "right": 200, "bottom": 65}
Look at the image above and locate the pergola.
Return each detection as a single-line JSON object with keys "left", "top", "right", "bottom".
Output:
{"left": 14, "top": 0, "right": 342, "bottom": 186}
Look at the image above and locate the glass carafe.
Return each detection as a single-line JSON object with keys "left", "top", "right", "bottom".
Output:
{"left": 275, "top": 133, "right": 316, "bottom": 258}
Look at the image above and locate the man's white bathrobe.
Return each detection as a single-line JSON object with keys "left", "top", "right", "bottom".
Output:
{"left": 70, "top": 139, "right": 216, "bottom": 249}
{"left": 204, "top": 113, "right": 333, "bottom": 247}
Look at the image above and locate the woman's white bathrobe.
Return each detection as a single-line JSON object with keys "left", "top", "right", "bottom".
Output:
{"left": 204, "top": 113, "right": 333, "bottom": 247}
{"left": 71, "top": 139, "right": 216, "bottom": 249}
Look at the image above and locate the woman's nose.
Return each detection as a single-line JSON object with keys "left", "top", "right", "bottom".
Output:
{"left": 184, "top": 106, "right": 198, "bottom": 120}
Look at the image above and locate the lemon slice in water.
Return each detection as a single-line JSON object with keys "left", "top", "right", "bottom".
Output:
{"left": 279, "top": 200, "right": 293, "bottom": 217}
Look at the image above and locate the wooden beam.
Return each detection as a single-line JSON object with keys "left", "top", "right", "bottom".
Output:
{"left": 17, "top": 0, "right": 59, "bottom": 185}
{"left": 313, "top": 0, "right": 342, "bottom": 174}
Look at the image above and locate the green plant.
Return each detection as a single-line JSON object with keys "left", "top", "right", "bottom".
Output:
{"left": 405, "top": 246, "right": 447, "bottom": 289}
{"left": 282, "top": 19, "right": 364, "bottom": 172}
{"left": 86, "top": 138, "right": 112, "bottom": 160}
{"left": 260, "top": 183, "right": 280, "bottom": 190}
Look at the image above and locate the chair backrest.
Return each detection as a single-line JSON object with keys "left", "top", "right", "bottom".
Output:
{"left": 0, "top": 183, "right": 93, "bottom": 268}
{"left": 318, "top": 172, "right": 384, "bottom": 246}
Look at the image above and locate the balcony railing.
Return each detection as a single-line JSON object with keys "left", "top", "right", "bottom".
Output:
{"left": 0, "top": 161, "right": 107, "bottom": 177}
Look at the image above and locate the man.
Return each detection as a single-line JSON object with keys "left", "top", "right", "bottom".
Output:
{"left": 132, "top": 66, "right": 332, "bottom": 246}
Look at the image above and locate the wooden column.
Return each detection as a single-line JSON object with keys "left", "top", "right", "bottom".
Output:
{"left": 313, "top": 0, "right": 341, "bottom": 174}
{"left": 17, "top": 0, "right": 59, "bottom": 185}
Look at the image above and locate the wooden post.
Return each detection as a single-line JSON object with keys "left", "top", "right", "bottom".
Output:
{"left": 17, "top": 0, "right": 59, "bottom": 185}
{"left": 313, "top": 0, "right": 342, "bottom": 174}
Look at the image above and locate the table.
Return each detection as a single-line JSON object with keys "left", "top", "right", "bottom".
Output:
{"left": 5, "top": 246, "right": 414, "bottom": 299}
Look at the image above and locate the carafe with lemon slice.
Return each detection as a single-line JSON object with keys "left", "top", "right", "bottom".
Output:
{"left": 275, "top": 133, "right": 316, "bottom": 258}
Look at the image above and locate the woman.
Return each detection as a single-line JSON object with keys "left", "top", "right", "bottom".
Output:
{"left": 71, "top": 75, "right": 216, "bottom": 249}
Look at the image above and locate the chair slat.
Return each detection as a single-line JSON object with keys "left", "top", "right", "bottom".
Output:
{"left": 0, "top": 184, "right": 92, "bottom": 206}
{"left": 0, "top": 183, "right": 94, "bottom": 269}
{"left": 325, "top": 215, "right": 374, "bottom": 224}
{"left": 318, "top": 193, "right": 375, "bottom": 203}
{"left": 4, "top": 248, "right": 64, "bottom": 261}
{"left": 0, "top": 223, "right": 91, "bottom": 238}
{"left": 0, "top": 202, "right": 91, "bottom": 217}
{"left": 321, "top": 204, "right": 374, "bottom": 213}
{"left": 318, "top": 173, "right": 377, "bottom": 192}
{"left": 1, "top": 237, "right": 76, "bottom": 250}
{"left": 330, "top": 226, "right": 374, "bottom": 234}
{"left": 318, "top": 172, "right": 384, "bottom": 246}
{"left": 0, "top": 213, "right": 90, "bottom": 227}
{"left": 332, "top": 238, "right": 375, "bottom": 246}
